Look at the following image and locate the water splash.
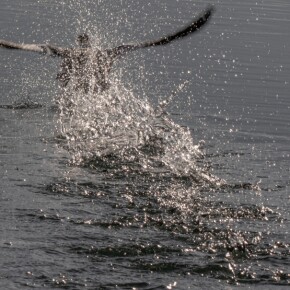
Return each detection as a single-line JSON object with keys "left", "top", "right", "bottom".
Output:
{"left": 56, "top": 71, "right": 224, "bottom": 188}
{"left": 47, "top": 1, "right": 225, "bottom": 188}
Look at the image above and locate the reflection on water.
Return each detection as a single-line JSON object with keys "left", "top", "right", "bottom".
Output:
{"left": 0, "top": 0, "right": 290, "bottom": 289}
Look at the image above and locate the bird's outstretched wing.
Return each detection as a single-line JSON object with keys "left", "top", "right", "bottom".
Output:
{"left": 109, "top": 5, "right": 214, "bottom": 57}
{"left": 0, "top": 39, "right": 66, "bottom": 56}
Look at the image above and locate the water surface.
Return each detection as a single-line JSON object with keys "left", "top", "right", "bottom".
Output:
{"left": 0, "top": 0, "right": 289, "bottom": 289}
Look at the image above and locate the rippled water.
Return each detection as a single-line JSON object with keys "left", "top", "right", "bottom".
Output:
{"left": 1, "top": 0, "right": 290, "bottom": 289}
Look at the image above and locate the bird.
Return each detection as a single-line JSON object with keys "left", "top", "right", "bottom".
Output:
{"left": 0, "top": 6, "right": 214, "bottom": 94}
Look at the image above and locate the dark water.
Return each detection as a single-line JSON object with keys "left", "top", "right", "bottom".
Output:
{"left": 1, "top": 0, "right": 290, "bottom": 289}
